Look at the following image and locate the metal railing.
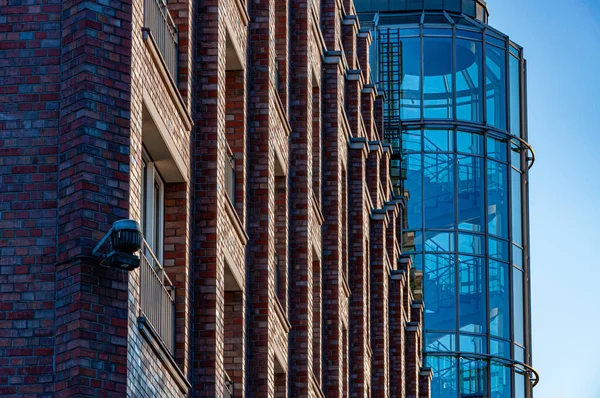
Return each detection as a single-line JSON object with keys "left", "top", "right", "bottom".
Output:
{"left": 140, "top": 239, "right": 175, "bottom": 354}
{"left": 224, "top": 369, "right": 234, "bottom": 398}
{"left": 144, "top": 0, "right": 178, "bottom": 83}
{"left": 225, "top": 145, "right": 236, "bottom": 206}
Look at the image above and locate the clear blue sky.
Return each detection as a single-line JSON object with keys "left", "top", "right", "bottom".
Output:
{"left": 489, "top": 1, "right": 600, "bottom": 397}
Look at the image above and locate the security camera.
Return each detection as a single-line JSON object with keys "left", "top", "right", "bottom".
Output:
{"left": 92, "top": 219, "right": 142, "bottom": 271}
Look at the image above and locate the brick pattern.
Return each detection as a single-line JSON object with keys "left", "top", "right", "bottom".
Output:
{"left": 0, "top": 0, "right": 431, "bottom": 396}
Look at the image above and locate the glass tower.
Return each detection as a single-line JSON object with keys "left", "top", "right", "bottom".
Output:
{"left": 356, "top": 1, "right": 538, "bottom": 397}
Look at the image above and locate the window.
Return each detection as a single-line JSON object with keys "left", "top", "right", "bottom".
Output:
{"left": 141, "top": 149, "right": 164, "bottom": 263}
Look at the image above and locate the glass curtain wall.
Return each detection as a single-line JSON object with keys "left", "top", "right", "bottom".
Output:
{"left": 376, "top": 11, "right": 534, "bottom": 398}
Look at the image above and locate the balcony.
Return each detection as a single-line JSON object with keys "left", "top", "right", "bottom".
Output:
{"left": 140, "top": 239, "right": 176, "bottom": 354}
{"left": 144, "top": 0, "right": 178, "bottom": 83}
{"left": 225, "top": 145, "right": 236, "bottom": 206}
{"left": 224, "top": 369, "right": 234, "bottom": 398}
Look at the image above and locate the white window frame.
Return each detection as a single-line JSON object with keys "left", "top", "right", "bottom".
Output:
{"left": 141, "top": 148, "right": 165, "bottom": 265}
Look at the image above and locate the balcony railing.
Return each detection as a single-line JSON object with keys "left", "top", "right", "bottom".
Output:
{"left": 225, "top": 145, "right": 236, "bottom": 206}
{"left": 224, "top": 369, "right": 234, "bottom": 398}
{"left": 140, "top": 239, "right": 175, "bottom": 354}
{"left": 144, "top": 0, "right": 178, "bottom": 83}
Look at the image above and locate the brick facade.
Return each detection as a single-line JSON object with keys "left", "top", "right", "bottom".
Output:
{"left": 0, "top": 0, "right": 430, "bottom": 395}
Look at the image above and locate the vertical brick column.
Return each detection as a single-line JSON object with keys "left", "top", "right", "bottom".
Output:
{"left": 406, "top": 300, "right": 424, "bottom": 398}
{"left": 369, "top": 210, "right": 389, "bottom": 397}
{"left": 54, "top": 0, "right": 133, "bottom": 394}
{"left": 0, "top": 0, "right": 61, "bottom": 394}
{"left": 247, "top": 0, "right": 276, "bottom": 394}
{"left": 345, "top": 70, "right": 362, "bottom": 139}
{"left": 321, "top": 52, "right": 345, "bottom": 398}
{"left": 419, "top": 367, "right": 433, "bottom": 398}
{"left": 389, "top": 270, "right": 407, "bottom": 398}
{"left": 348, "top": 139, "right": 370, "bottom": 398}
{"left": 289, "top": 0, "right": 315, "bottom": 394}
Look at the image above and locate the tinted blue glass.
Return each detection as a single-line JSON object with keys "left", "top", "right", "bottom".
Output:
{"left": 511, "top": 169, "right": 523, "bottom": 246}
{"left": 486, "top": 35, "right": 505, "bottom": 48}
{"left": 489, "top": 260, "right": 510, "bottom": 338}
{"left": 425, "top": 231, "right": 454, "bottom": 252}
{"left": 489, "top": 238, "right": 509, "bottom": 262}
{"left": 424, "top": 153, "right": 455, "bottom": 229}
{"left": 427, "top": 356, "right": 458, "bottom": 398}
{"left": 403, "top": 230, "right": 421, "bottom": 253}
{"left": 487, "top": 137, "right": 508, "bottom": 162}
{"left": 514, "top": 371, "right": 526, "bottom": 398}
{"left": 487, "top": 160, "right": 509, "bottom": 238}
{"left": 460, "top": 358, "right": 488, "bottom": 398}
{"left": 513, "top": 267, "right": 524, "bottom": 345}
{"left": 490, "top": 338, "right": 511, "bottom": 360}
{"left": 458, "top": 156, "right": 485, "bottom": 232}
{"left": 400, "top": 37, "right": 421, "bottom": 119}
{"left": 426, "top": 333, "right": 457, "bottom": 352}
{"left": 400, "top": 28, "right": 421, "bottom": 37}
{"left": 459, "top": 256, "right": 486, "bottom": 333}
{"left": 456, "top": 39, "right": 483, "bottom": 122}
{"left": 511, "top": 141, "right": 522, "bottom": 170}
{"left": 405, "top": 154, "right": 423, "bottom": 230}
{"left": 514, "top": 345, "right": 525, "bottom": 363}
{"left": 425, "top": 254, "right": 456, "bottom": 331}
{"left": 458, "top": 233, "right": 484, "bottom": 255}
{"left": 491, "top": 363, "right": 511, "bottom": 397}
{"left": 486, "top": 45, "right": 507, "bottom": 130}
{"left": 456, "top": 29, "right": 481, "bottom": 40}
{"left": 512, "top": 245, "right": 523, "bottom": 269}
{"left": 423, "top": 38, "right": 453, "bottom": 119}
{"left": 509, "top": 55, "right": 521, "bottom": 137}
{"left": 460, "top": 334, "right": 486, "bottom": 354}
{"left": 402, "top": 129, "right": 422, "bottom": 152}
{"left": 425, "top": 129, "right": 453, "bottom": 152}
{"left": 412, "top": 253, "right": 423, "bottom": 270}
{"left": 457, "top": 131, "right": 484, "bottom": 155}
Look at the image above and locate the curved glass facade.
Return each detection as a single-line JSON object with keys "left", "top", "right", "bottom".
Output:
{"left": 365, "top": 10, "right": 535, "bottom": 398}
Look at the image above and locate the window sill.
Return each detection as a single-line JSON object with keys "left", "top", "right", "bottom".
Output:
{"left": 138, "top": 317, "right": 191, "bottom": 393}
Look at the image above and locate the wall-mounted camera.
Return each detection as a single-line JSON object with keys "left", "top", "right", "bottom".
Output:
{"left": 92, "top": 219, "right": 142, "bottom": 271}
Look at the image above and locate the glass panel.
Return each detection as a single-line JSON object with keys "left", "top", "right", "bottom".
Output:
{"left": 425, "top": 129, "right": 453, "bottom": 152}
{"left": 487, "top": 160, "right": 509, "bottom": 239}
{"left": 426, "top": 333, "right": 457, "bottom": 352}
{"left": 412, "top": 253, "right": 423, "bottom": 270}
{"left": 459, "top": 256, "right": 486, "bottom": 333}
{"left": 514, "top": 344, "right": 525, "bottom": 363}
{"left": 457, "top": 131, "right": 483, "bottom": 155}
{"left": 425, "top": 253, "right": 457, "bottom": 331}
{"left": 403, "top": 230, "right": 421, "bottom": 253}
{"left": 460, "top": 334, "right": 486, "bottom": 354}
{"left": 423, "top": 38, "right": 453, "bottom": 119}
{"left": 400, "top": 37, "right": 421, "bottom": 119}
{"left": 456, "top": 29, "right": 481, "bottom": 39}
{"left": 456, "top": 39, "right": 483, "bottom": 122}
{"left": 511, "top": 169, "right": 523, "bottom": 246}
{"left": 490, "top": 338, "right": 511, "bottom": 360}
{"left": 400, "top": 28, "right": 421, "bottom": 37}
{"left": 405, "top": 154, "right": 423, "bottom": 230}
{"left": 402, "top": 129, "right": 422, "bottom": 152}
{"left": 425, "top": 231, "right": 455, "bottom": 252}
{"left": 513, "top": 267, "right": 525, "bottom": 345}
{"left": 486, "top": 35, "right": 505, "bottom": 48}
{"left": 487, "top": 137, "right": 507, "bottom": 162}
{"left": 460, "top": 358, "right": 488, "bottom": 398}
{"left": 511, "top": 141, "right": 522, "bottom": 170}
{"left": 514, "top": 371, "right": 526, "bottom": 398}
{"left": 491, "top": 363, "right": 511, "bottom": 397}
{"left": 510, "top": 55, "right": 521, "bottom": 137}
{"left": 427, "top": 356, "right": 458, "bottom": 398}
{"left": 423, "top": 28, "right": 452, "bottom": 36}
{"left": 425, "top": 153, "right": 455, "bottom": 229}
{"left": 486, "top": 44, "right": 507, "bottom": 130}
{"left": 489, "top": 260, "right": 510, "bottom": 338}
{"left": 458, "top": 233, "right": 483, "bottom": 255}
{"left": 512, "top": 245, "right": 523, "bottom": 270}
{"left": 489, "top": 238, "right": 509, "bottom": 262}
{"left": 458, "top": 156, "right": 485, "bottom": 232}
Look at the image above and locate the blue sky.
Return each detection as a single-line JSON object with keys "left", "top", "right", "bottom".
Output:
{"left": 490, "top": 1, "right": 600, "bottom": 396}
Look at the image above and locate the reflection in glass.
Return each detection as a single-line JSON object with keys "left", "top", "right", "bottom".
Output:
{"left": 459, "top": 256, "right": 486, "bottom": 333}
{"left": 405, "top": 154, "right": 423, "bottom": 230}
{"left": 487, "top": 137, "right": 507, "bottom": 162}
{"left": 487, "top": 160, "right": 509, "bottom": 239}
{"left": 490, "top": 338, "right": 511, "bottom": 360}
{"left": 460, "top": 334, "right": 486, "bottom": 354}
{"left": 425, "top": 254, "right": 457, "bottom": 331}
{"left": 511, "top": 141, "right": 522, "bottom": 170}
{"left": 426, "top": 333, "right": 457, "bottom": 352}
{"left": 511, "top": 169, "right": 523, "bottom": 246}
{"left": 510, "top": 55, "right": 521, "bottom": 137}
{"left": 514, "top": 371, "right": 526, "bottom": 398}
{"left": 514, "top": 345, "right": 525, "bottom": 363}
{"left": 427, "top": 356, "right": 458, "bottom": 398}
{"left": 491, "top": 363, "right": 511, "bottom": 397}
{"left": 423, "top": 38, "right": 453, "bottom": 118}
{"left": 489, "top": 238, "right": 509, "bottom": 262}
{"left": 512, "top": 245, "right": 523, "bottom": 269}
{"left": 489, "top": 260, "right": 510, "bottom": 339}
{"left": 424, "top": 153, "right": 455, "bottom": 229}
{"left": 457, "top": 131, "right": 484, "bottom": 155}
{"left": 460, "top": 358, "right": 488, "bottom": 398}
{"left": 458, "top": 233, "right": 484, "bottom": 255}
{"left": 400, "top": 37, "right": 421, "bottom": 119}
{"left": 425, "top": 231, "right": 455, "bottom": 252}
{"left": 513, "top": 267, "right": 524, "bottom": 345}
{"left": 486, "top": 44, "right": 507, "bottom": 129}
{"left": 425, "top": 129, "right": 454, "bottom": 152}
{"left": 458, "top": 156, "right": 485, "bottom": 232}
{"left": 456, "top": 39, "right": 483, "bottom": 122}
{"left": 403, "top": 129, "right": 422, "bottom": 152}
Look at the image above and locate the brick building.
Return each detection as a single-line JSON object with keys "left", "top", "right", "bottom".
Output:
{"left": 0, "top": 0, "right": 430, "bottom": 396}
